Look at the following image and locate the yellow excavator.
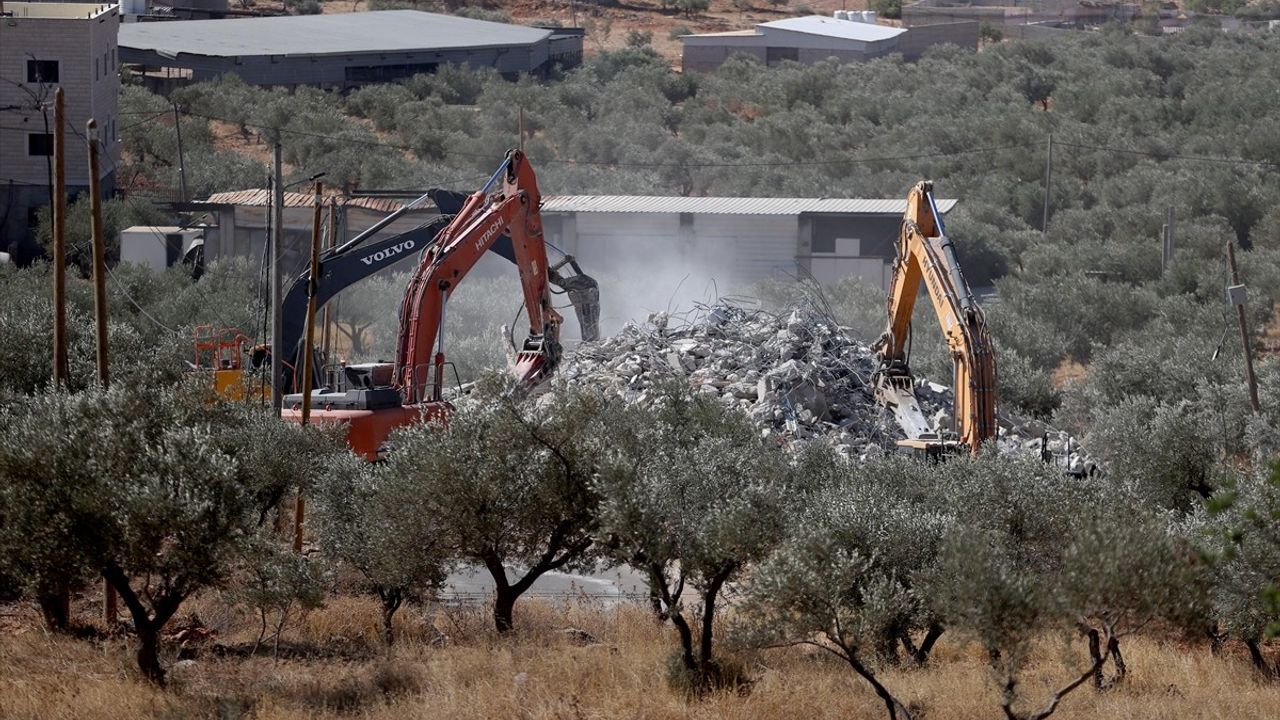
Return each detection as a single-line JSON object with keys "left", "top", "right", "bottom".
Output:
{"left": 872, "top": 181, "right": 997, "bottom": 456}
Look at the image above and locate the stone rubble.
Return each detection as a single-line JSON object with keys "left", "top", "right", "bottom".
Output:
{"left": 558, "top": 303, "right": 1094, "bottom": 473}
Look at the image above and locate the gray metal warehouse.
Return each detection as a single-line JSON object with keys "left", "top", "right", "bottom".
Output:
{"left": 118, "top": 11, "right": 583, "bottom": 90}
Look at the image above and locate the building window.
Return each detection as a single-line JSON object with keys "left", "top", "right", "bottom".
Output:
{"left": 26, "top": 59, "right": 59, "bottom": 84}
{"left": 28, "top": 133, "right": 54, "bottom": 157}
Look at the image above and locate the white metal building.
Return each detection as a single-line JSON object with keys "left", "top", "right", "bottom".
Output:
{"left": 539, "top": 195, "right": 957, "bottom": 291}
{"left": 680, "top": 14, "right": 978, "bottom": 72}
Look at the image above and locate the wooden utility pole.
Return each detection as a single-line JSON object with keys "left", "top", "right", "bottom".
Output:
{"left": 52, "top": 88, "right": 69, "bottom": 388}
{"left": 270, "top": 143, "right": 285, "bottom": 415}
{"left": 320, "top": 201, "right": 337, "bottom": 369}
{"left": 49, "top": 88, "right": 70, "bottom": 626}
{"left": 293, "top": 182, "right": 324, "bottom": 554}
{"left": 1041, "top": 133, "right": 1053, "bottom": 234}
{"left": 172, "top": 103, "right": 188, "bottom": 203}
{"left": 1226, "top": 241, "right": 1261, "bottom": 413}
{"left": 87, "top": 120, "right": 110, "bottom": 389}
{"left": 88, "top": 118, "right": 117, "bottom": 625}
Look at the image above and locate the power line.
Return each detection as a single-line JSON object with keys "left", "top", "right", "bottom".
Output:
{"left": 1054, "top": 141, "right": 1280, "bottom": 170}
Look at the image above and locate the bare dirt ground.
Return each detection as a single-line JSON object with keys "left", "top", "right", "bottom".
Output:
{"left": 3, "top": 596, "right": 1280, "bottom": 719}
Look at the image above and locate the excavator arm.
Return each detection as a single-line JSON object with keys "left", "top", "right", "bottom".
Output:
{"left": 873, "top": 181, "right": 997, "bottom": 454}
{"left": 394, "top": 149, "right": 563, "bottom": 404}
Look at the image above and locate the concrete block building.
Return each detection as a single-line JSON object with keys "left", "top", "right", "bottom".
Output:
{"left": 118, "top": 11, "right": 583, "bottom": 90}
{"left": 0, "top": 2, "right": 121, "bottom": 260}
{"left": 539, "top": 195, "right": 957, "bottom": 290}
{"left": 681, "top": 14, "right": 978, "bottom": 72}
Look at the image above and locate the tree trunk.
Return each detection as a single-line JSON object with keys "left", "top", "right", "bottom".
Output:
{"left": 493, "top": 587, "right": 517, "bottom": 635}
{"left": 1108, "top": 636, "right": 1126, "bottom": 682}
{"left": 380, "top": 589, "right": 403, "bottom": 646}
{"left": 698, "top": 563, "right": 734, "bottom": 667}
{"left": 916, "top": 624, "right": 944, "bottom": 664}
{"left": 36, "top": 586, "right": 71, "bottom": 633}
{"left": 671, "top": 610, "right": 697, "bottom": 672}
{"left": 135, "top": 623, "right": 165, "bottom": 685}
{"left": 842, "top": 647, "right": 912, "bottom": 720}
{"left": 1246, "top": 639, "right": 1276, "bottom": 678}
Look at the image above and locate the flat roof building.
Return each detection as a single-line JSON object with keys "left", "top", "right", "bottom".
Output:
{"left": 540, "top": 194, "right": 958, "bottom": 290}
{"left": 0, "top": 2, "right": 121, "bottom": 259}
{"left": 119, "top": 11, "right": 584, "bottom": 89}
{"left": 681, "top": 14, "right": 977, "bottom": 72}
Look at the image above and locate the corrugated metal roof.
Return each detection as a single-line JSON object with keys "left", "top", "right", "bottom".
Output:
{"left": 760, "top": 16, "right": 907, "bottom": 42}
{"left": 119, "top": 11, "right": 551, "bottom": 59}
{"left": 683, "top": 29, "right": 763, "bottom": 38}
{"left": 199, "top": 189, "right": 409, "bottom": 213}
{"left": 540, "top": 196, "right": 957, "bottom": 216}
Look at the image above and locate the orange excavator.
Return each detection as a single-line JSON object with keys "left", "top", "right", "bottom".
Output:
{"left": 281, "top": 150, "right": 583, "bottom": 459}
{"left": 872, "top": 181, "right": 997, "bottom": 456}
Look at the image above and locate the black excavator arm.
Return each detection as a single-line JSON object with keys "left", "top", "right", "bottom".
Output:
{"left": 273, "top": 189, "right": 598, "bottom": 395}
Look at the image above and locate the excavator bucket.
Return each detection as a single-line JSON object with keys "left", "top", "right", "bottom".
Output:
{"left": 549, "top": 255, "right": 600, "bottom": 342}
{"left": 510, "top": 334, "right": 562, "bottom": 386}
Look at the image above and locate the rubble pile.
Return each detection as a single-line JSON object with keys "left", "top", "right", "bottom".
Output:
{"left": 560, "top": 305, "right": 908, "bottom": 458}
{"left": 559, "top": 303, "right": 1094, "bottom": 472}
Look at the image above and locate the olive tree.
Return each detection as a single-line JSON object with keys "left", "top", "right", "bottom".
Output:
{"left": 595, "top": 388, "right": 792, "bottom": 692}
{"left": 383, "top": 378, "right": 614, "bottom": 633}
{"left": 1207, "top": 462, "right": 1280, "bottom": 676}
{"left": 743, "top": 455, "right": 952, "bottom": 720}
{"left": 312, "top": 455, "right": 452, "bottom": 645}
{"left": 0, "top": 384, "right": 344, "bottom": 683}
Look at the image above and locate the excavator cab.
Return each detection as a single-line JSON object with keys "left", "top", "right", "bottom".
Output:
{"left": 192, "top": 326, "right": 268, "bottom": 402}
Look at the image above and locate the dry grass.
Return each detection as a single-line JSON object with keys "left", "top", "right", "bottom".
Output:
{"left": 2, "top": 596, "right": 1278, "bottom": 720}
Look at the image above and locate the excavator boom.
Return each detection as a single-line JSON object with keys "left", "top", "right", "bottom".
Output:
{"left": 873, "top": 181, "right": 997, "bottom": 454}
{"left": 282, "top": 150, "right": 590, "bottom": 460}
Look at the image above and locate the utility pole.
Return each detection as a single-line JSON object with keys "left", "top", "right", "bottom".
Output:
{"left": 1041, "top": 133, "right": 1053, "bottom": 234}
{"left": 294, "top": 182, "right": 324, "bottom": 554}
{"left": 173, "top": 103, "right": 188, "bottom": 203}
{"left": 88, "top": 118, "right": 117, "bottom": 625}
{"left": 87, "top": 120, "right": 110, "bottom": 390}
{"left": 320, "top": 200, "right": 337, "bottom": 372}
{"left": 50, "top": 88, "right": 70, "bottom": 627}
{"left": 1226, "top": 240, "right": 1261, "bottom": 413}
{"left": 270, "top": 143, "right": 285, "bottom": 414}
{"left": 52, "top": 88, "right": 68, "bottom": 388}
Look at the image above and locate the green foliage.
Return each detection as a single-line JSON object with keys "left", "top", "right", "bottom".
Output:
{"left": 312, "top": 456, "right": 452, "bottom": 644}
{"left": 676, "top": 0, "right": 709, "bottom": 17}
{"left": 34, "top": 196, "right": 165, "bottom": 275}
{"left": 0, "top": 384, "right": 346, "bottom": 681}
{"left": 382, "top": 378, "right": 615, "bottom": 633}
{"left": 1206, "top": 463, "right": 1280, "bottom": 647}
{"left": 625, "top": 29, "right": 654, "bottom": 48}
{"left": 452, "top": 5, "right": 512, "bottom": 23}
{"left": 226, "top": 536, "right": 330, "bottom": 656}
{"left": 872, "top": 0, "right": 901, "bottom": 19}
{"left": 596, "top": 385, "right": 794, "bottom": 690}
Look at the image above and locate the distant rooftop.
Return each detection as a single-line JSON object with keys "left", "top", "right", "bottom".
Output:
{"left": 2, "top": 2, "right": 117, "bottom": 19}
{"left": 197, "top": 189, "right": 412, "bottom": 214}
{"left": 119, "top": 10, "right": 552, "bottom": 59}
{"left": 760, "top": 16, "right": 907, "bottom": 42}
{"left": 540, "top": 196, "right": 956, "bottom": 216}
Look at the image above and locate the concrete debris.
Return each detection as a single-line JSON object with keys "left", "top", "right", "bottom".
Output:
{"left": 559, "top": 303, "right": 1094, "bottom": 471}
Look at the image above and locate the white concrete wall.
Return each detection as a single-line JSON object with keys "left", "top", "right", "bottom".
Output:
{"left": 558, "top": 211, "right": 797, "bottom": 286}
{"left": 0, "top": 5, "right": 120, "bottom": 187}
